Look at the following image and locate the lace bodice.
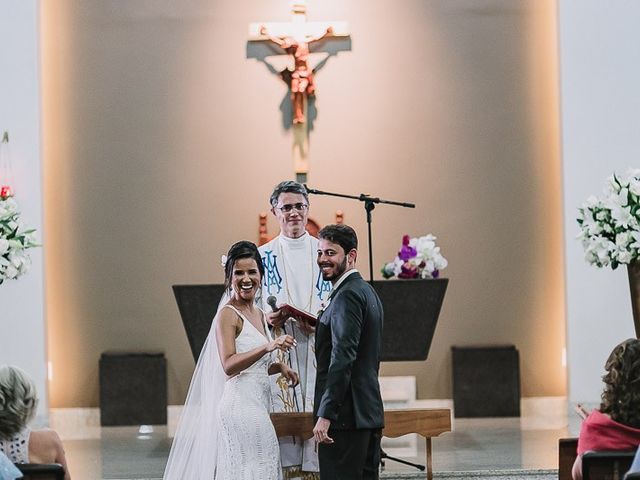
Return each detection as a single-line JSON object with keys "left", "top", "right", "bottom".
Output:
{"left": 224, "top": 305, "right": 272, "bottom": 375}
{"left": 215, "top": 305, "right": 282, "bottom": 479}
{"left": 163, "top": 304, "right": 282, "bottom": 480}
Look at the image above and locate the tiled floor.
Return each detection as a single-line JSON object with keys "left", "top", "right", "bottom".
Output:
{"left": 48, "top": 397, "right": 581, "bottom": 479}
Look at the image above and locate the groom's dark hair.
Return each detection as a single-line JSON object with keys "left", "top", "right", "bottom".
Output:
{"left": 318, "top": 224, "right": 358, "bottom": 254}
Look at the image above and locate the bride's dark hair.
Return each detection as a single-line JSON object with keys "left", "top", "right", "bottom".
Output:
{"left": 223, "top": 240, "right": 264, "bottom": 291}
{"left": 600, "top": 338, "right": 640, "bottom": 428}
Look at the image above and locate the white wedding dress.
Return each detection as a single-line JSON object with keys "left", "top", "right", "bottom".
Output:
{"left": 163, "top": 305, "right": 282, "bottom": 480}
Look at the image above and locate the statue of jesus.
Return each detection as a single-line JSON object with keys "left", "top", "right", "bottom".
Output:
{"left": 260, "top": 25, "right": 333, "bottom": 124}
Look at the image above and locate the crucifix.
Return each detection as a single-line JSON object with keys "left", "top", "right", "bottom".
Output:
{"left": 249, "top": 1, "right": 349, "bottom": 183}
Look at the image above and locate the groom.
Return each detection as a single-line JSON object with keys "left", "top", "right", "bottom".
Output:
{"left": 313, "top": 224, "right": 385, "bottom": 479}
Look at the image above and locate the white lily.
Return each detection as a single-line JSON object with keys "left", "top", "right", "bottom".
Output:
{"left": 606, "top": 175, "right": 621, "bottom": 195}
{"left": 610, "top": 204, "right": 633, "bottom": 229}
{"left": 630, "top": 231, "right": 640, "bottom": 250}
{"left": 434, "top": 255, "right": 448, "bottom": 270}
{"left": 0, "top": 196, "right": 38, "bottom": 284}
{"left": 617, "top": 249, "right": 633, "bottom": 264}
{"left": 616, "top": 232, "right": 631, "bottom": 248}
{"left": 4, "top": 264, "right": 18, "bottom": 279}
{"left": 629, "top": 178, "right": 640, "bottom": 197}
{"left": 0, "top": 198, "right": 18, "bottom": 220}
{"left": 618, "top": 188, "right": 630, "bottom": 206}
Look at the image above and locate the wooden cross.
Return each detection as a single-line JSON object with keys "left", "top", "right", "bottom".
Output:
{"left": 249, "top": 1, "right": 349, "bottom": 183}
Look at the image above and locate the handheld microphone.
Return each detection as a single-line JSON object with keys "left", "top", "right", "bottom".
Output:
{"left": 267, "top": 295, "right": 278, "bottom": 312}
{"left": 266, "top": 295, "right": 287, "bottom": 334}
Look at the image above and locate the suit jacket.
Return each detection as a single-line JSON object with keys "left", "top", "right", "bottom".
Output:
{"left": 314, "top": 271, "right": 384, "bottom": 430}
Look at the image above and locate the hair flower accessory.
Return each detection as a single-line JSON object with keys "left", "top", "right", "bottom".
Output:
{"left": 220, "top": 254, "right": 228, "bottom": 268}
{"left": 381, "top": 233, "right": 448, "bottom": 280}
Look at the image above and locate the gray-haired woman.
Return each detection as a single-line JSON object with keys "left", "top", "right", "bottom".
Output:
{"left": 0, "top": 365, "right": 70, "bottom": 479}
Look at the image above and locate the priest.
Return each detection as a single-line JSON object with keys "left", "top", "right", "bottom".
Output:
{"left": 260, "top": 180, "right": 332, "bottom": 479}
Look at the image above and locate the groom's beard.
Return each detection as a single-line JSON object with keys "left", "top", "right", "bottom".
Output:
{"left": 320, "top": 256, "right": 348, "bottom": 282}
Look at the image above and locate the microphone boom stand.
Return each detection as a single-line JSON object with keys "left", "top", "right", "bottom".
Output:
{"left": 304, "top": 185, "right": 415, "bottom": 283}
{"left": 305, "top": 185, "right": 424, "bottom": 472}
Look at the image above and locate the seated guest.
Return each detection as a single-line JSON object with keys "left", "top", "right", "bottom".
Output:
{"left": 628, "top": 446, "right": 640, "bottom": 477}
{"left": 572, "top": 338, "right": 640, "bottom": 480}
{"left": 0, "top": 365, "right": 71, "bottom": 479}
{"left": 0, "top": 450, "right": 22, "bottom": 479}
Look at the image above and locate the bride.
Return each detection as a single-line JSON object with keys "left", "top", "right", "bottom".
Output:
{"left": 163, "top": 240, "right": 298, "bottom": 479}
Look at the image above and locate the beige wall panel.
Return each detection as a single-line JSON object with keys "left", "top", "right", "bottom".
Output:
{"left": 42, "top": 0, "right": 564, "bottom": 407}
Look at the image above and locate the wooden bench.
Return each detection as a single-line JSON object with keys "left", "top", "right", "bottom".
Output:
{"left": 271, "top": 408, "right": 452, "bottom": 480}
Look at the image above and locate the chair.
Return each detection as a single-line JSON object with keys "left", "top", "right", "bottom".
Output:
{"left": 559, "top": 437, "right": 579, "bottom": 480}
{"left": 582, "top": 450, "right": 636, "bottom": 480}
{"left": 624, "top": 445, "right": 640, "bottom": 479}
{"left": 15, "top": 463, "right": 65, "bottom": 480}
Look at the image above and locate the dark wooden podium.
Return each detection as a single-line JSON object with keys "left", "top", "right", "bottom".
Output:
{"left": 373, "top": 278, "right": 448, "bottom": 361}
{"left": 172, "top": 278, "right": 448, "bottom": 363}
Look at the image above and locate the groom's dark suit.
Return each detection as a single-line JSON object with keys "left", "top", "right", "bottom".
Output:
{"left": 314, "top": 270, "right": 384, "bottom": 479}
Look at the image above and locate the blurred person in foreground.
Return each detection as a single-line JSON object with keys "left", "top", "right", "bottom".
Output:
{"left": 0, "top": 365, "right": 70, "bottom": 479}
{"left": 572, "top": 338, "right": 640, "bottom": 480}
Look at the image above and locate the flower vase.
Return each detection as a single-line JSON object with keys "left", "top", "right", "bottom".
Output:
{"left": 626, "top": 261, "right": 640, "bottom": 338}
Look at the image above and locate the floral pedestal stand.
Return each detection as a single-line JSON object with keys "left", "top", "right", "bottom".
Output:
{"left": 627, "top": 261, "right": 640, "bottom": 338}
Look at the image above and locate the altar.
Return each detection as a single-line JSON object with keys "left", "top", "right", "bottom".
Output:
{"left": 172, "top": 278, "right": 448, "bottom": 363}
{"left": 172, "top": 278, "right": 450, "bottom": 477}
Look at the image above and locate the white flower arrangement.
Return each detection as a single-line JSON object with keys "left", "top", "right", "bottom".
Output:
{"left": 381, "top": 234, "right": 448, "bottom": 279}
{"left": 577, "top": 169, "right": 640, "bottom": 269}
{"left": 0, "top": 195, "right": 38, "bottom": 284}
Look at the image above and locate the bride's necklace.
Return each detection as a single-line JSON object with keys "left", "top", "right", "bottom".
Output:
{"left": 277, "top": 234, "right": 315, "bottom": 312}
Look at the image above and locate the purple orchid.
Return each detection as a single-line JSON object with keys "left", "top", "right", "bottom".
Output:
{"left": 398, "top": 234, "right": 417, "bottom": 261}
{"left": 398, "top": 261, "right": 419, "bottom": 279}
